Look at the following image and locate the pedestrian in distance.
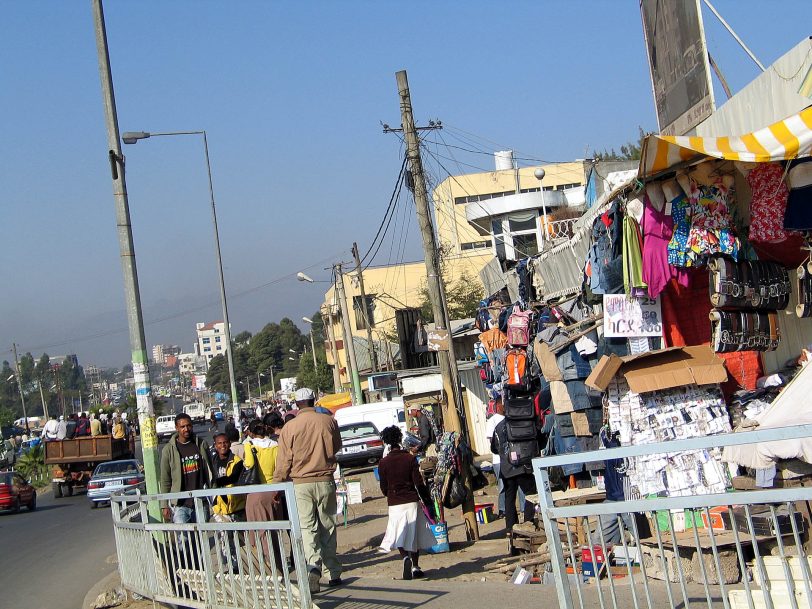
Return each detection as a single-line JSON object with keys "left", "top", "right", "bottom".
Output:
{"left": 90, "top": 412, "right": 102, "bottom": 437}
{"left": 112, "top": 417, "right": 126, "bottom": 440}
{"left": 209, "top": 410, "right": 218, "bottom": 433}
{"left": 263, "top": 411, "right": 285, "bottom": 442}
{"left": 56, "top": 416, "right": 67, "bottom": 440}
{"left": 408, "top": 405, "right": 436, "bottom": 457}
{"left": 377, "top": 425, "right": 434, "bottom": 580}
{"left": 273, "top": 387, "right": 343, "bottom": 594}
{"left": 43, "top": 414, "right": 59, "bottom": 441}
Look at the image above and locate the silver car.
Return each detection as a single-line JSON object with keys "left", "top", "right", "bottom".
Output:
{"left": 87, "top": 459, "right": 145, "bottom": 508}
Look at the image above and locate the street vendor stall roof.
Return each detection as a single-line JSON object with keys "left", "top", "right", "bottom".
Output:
{"left": 586, "top": 345, "right": 728, "bottom": 394}
{"left": 640, "top": 106, "right": 812, "bottom": 178}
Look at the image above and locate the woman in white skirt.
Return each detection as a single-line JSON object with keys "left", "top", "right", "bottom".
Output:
{"left": 378, "top": 426, "right": 436, "bottom": 580}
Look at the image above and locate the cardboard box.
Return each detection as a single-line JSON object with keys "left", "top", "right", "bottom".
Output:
{"left": 586, "top": 345, "right": 728, "bottom": 394}
{"left": 581, "top": 545, "right": 606, "bottom": 577}
{"left": 701, "top": 506, "right": 732, "bottom": 531}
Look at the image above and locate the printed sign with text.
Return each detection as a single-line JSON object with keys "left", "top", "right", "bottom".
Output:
{"left": 603, "top": 294, "right": 663, "bottom": 338}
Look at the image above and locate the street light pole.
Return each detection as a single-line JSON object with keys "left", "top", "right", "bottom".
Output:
{"left": 91, "top": 0, "right": 160, "bottom": 503}
{"left": 121, "top": 130, "right": 241, "bottom": 433}
{"left": 534, "top": 168, "right": 548, "bottom": 246}
{"left": 334, "top": 264, "right": 364, "bottom": 405}
{"left": 302, "top": 317, "right": 318, "bottom": 368}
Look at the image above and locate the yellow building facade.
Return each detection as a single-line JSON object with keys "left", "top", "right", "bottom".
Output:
{"left": 322, "top": 159, "right": 587, "bottom": 386}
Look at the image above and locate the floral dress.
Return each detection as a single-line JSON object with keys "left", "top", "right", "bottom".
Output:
{"left": 667, "top": 178, "right": 739, "bottom": 267}
{"left": 747, "top": 163, "right": 793, "bottom": 243}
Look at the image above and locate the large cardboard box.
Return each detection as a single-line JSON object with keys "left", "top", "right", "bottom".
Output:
{"left": 586, "top": 345, "right": 728, "bottom": 394}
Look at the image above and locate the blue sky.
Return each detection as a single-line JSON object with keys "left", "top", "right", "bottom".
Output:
{"left": 1, "top": 1, "right": 809, "bottom": 367}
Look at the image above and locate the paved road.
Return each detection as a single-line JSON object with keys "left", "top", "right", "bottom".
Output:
{"left": 0, "top": 414, "right": 221, "bottom": 609}
{"left": 0, "top": 486, "right": 118, "bottom": 609}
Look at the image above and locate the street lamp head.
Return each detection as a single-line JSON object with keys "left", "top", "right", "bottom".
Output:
{"left": 297, "top": 272, "right": 315, "bottom": 283}
{"left": 288, "top": 357, "right": 295, "bottom": 361}
{"left": 6, "top": 374, "right": 14, "bottom": 382}
{"left": 534, "top": 168, "right": 545, "bottom": 181}
{"left": 302, "top": 317, "right": 313, "bottom": 324}
{"left": 289, "top": 349, "right": 297, "bottom": 354}
{"left": 122, "top": 131, "right": 151, "bottom": 145}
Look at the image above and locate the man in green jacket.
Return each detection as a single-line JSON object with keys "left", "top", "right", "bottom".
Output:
{"left": 160, "top": 413, "right": 212, "bottom": 524}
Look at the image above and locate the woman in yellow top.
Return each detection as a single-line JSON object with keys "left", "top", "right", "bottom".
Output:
{"left": 242, "top": 420, "right": 282, "bottom": 568}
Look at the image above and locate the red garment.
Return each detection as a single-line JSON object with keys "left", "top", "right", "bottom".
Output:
{"left": 748, "top": 163, "right": 794, "bottom": 243}
{"left": 660, "top": 269, "right": 762, "bottom": 393}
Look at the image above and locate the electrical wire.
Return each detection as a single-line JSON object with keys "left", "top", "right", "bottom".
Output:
{"left": 359, "top": 155, "right": 408, "bottom": 266}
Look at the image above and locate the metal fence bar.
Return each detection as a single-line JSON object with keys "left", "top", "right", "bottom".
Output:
{"left": 788, "top": 503, "right": 812, "bottom": 608}
{"left": 629, "top": 514, "right": 656, "bottom": 609}
{"left": 769, "top": 504, "right": 800, "bottom": 609}
{"left": 703, "top": 507, "right": 732, "bottom": 609}
{"left": 652, "top": 516, "right": 678, "bottom": 609}
{"left": 109, "top": 482, "right": 312, "bottom": 609}
{"left": 535, "top": 467, "right": 576, "bottom": 609}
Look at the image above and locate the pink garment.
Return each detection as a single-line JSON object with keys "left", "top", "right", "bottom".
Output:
{"left": 641, "top": 194, "right": 689, "bottom": 299}
{"left": 748, "top": 163, "right": 793, "bottom": 243}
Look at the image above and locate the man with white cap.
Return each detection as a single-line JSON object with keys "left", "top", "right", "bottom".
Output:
{"left": 273, "top": 387, "right": 343, "bottom": 593}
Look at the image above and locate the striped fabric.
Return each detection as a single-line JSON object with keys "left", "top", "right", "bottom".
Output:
{"left": 641, "top": 106, "right": 812, "bottom": 177}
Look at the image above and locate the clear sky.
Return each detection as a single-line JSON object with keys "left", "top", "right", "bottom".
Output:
{"left": 2, "top": 1, "right": 809, "bottom": 368}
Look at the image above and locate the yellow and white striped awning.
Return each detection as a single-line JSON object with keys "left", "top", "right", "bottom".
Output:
{"left": 641, "top": 106, "right": 812, "bottom": 178}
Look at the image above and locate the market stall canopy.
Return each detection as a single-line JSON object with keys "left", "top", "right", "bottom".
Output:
{"left": 640, "top": 106, "right": 812, "bottom": 178}
{"left": 316, "top": 392, "right": 352, "bottom": 412}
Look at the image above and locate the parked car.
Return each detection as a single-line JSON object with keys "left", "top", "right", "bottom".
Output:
{"left": 334, "top": 399, "right": 406, "bottom": 435}
{"left": 0, "top": 471, "right": 36, "bottom": 513}
{"left": 87, "top": 459, "right": 145, "bottom": 508}
{"left": 336, "top": 422, "right": 384, "bottom": 468}
{"left": 156, "top": 415, "right": 176, "bottom": 440}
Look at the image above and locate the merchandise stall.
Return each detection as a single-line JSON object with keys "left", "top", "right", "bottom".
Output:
{"left": 470, "top": 107, "right": 812, "bottom": 511}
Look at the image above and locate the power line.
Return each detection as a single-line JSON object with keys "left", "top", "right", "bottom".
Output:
{"left": 359, "top": 155, "right": 407, "bottom": 266}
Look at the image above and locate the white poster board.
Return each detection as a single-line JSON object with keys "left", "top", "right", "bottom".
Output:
{"left": 603, "top": 295, "right": 663, "bottom": 338}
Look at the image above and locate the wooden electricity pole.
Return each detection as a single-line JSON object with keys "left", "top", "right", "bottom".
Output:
{"left": 395, "top": 69, "right": 479, "bottom": 540}
{"left": 352, "top": 242, "right": 380, "bottom": 374}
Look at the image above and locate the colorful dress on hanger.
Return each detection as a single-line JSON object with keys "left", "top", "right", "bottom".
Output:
{"left": 667, "top": 178, "right": 739, "bottom": 267}
{"left": 642, "top": 195, "right": 688, "bottom": 299}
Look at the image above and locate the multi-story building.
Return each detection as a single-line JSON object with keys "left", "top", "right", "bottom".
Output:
{"left": 321, "top": 155, "right": 587, "bottom": 387}
{"left": 195, "top": 322, "right": 228, "bottom": 368}
{"left": 152, "top": 344, "right": 181, "bottom": 366}
{"left": 178, "top": 352, "right": 205, "bottom": 376}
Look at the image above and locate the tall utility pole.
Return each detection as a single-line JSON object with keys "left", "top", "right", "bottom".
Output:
{"left": 351, "top": 242, "right": 379, "bottom": 374}
{"left": 91, "top": 0, "right": 160, "bottom": 502}
{"left": 395, "top": 69, "right": 479, "bottom": 540}
{"left": 322, "top": 307, "right": 343, "bottom": 393}
{"left": 334, "top": 264, "right": 364, "bottom": 405}
{"left": 11, "top": 343, "right": 30, "bottom": 435}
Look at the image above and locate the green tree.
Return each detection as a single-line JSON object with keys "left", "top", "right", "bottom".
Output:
{"left": 419, "top": 271, "right": 484, "bottom": 323}
{"left": 16, "top": 444, "right": 46, "bottom": 485}
{"left": 296, "top": 353, "right": 333, "bottom": 393}
{"left": 205, "top": 345, "right": 253, "bottom": 400}
{"left": 593, "top": 127, "right": 647, "bottom": 161}
{"left": 18, "top": 353, "right": 35, "bottom": 387}
{"left": 234, "top": 331, "right": 252, "bottom": 346}
{"left": 309, "top": 312, "right": 326, "bottom": 356}
{"left": 247, "top": 318, "right": 307, "bottom": 384}
{"left": 0, "top": 406, "right": 15, "bottom": 428}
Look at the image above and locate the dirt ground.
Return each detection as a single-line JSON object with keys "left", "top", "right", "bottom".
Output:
{"left": 334, "top": 469, "right": 514, "bottom": 582}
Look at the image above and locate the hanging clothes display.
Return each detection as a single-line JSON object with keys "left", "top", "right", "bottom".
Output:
{"left": 745, "top": 162, "right": 793, "bottom": 243}
{"left": 667, "top": 177, "right": 740, "bottom": 268}
{"left": 641, "top": 191, "right": 688, "bottom": 299}
{"left": 622, "top": 215, "right": 647, "bottom": 297}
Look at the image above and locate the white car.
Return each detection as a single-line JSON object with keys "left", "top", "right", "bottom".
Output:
{"left": 156, "top": 415, "right": 176, "bottom": 440}
{"left": 183, "top": 402, "right": 206, "bottom": 422}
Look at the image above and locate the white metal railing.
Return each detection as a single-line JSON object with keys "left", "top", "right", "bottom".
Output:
{"left": 111, "top": 483, "right": 313, "bottom": 609}
{"left": 533, "top": 425, "right": 812, "bottom": 609}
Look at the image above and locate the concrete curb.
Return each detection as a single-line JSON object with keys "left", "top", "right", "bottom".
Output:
{"left": 82, "top": 569, "right": 121, "bottom": 609}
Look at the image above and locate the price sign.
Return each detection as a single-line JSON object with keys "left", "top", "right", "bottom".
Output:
{"left": 603, "top": 294, "right": 663, "bottom": 338}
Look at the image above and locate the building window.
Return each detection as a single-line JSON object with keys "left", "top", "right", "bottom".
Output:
{"left": 215, "top": 336, "right": 221, "bottom": 343}
{"left": 202, "top": 337, "right": 210, "bottom": 344}
{"left": 203, "top": 347, "right": 211, "bottom": 352}
{"left": 216, "top": 346, "right": 222, "bottom": 351}
{"left": 461, "top": 240, "right": 493, "bottom": 251}
{"left": 214, "top": 328, "right": 220, "bottom": 333}
{"left": 353, "top": 295, "right": 376, "bottom": 330}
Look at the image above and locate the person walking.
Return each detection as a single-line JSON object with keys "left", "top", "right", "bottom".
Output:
{"left": 211, "top": 432, "right": 246, "bottom": 567}
{"left": 490, "top": 416, "right": 537, "bottom": 541}
{"left": 273, "top": 387, "right": 343, "bottom": 594}
{"left": 242, "top": 420, "right": 283, "bottom": 568}
{"left": 378, "top": 426, "right": 435, "bottom": 580}
{"left": 159, "top": 413, "right": 212, "bottom": 525}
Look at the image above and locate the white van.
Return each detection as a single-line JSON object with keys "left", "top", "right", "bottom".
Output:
{"left": 334, "top": 399, "right": 406, "bottom": 435}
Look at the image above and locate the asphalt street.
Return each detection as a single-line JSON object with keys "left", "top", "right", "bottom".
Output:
{"left": 0, "top": 406, "right": 221, "bottom": 609}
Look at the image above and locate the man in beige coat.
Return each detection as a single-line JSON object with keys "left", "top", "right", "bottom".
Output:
{"left": 274, "top": 387, "right": 343, "bottom": 594}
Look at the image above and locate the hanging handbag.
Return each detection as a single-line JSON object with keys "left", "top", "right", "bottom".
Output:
{"left": 237, "top": 445, "right": 260, "bottom": 485}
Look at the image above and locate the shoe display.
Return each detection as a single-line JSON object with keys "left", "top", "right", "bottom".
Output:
{"left": 402, "top": 556, "right": 413, "bottom": 580}
{"left": 308, "top": 570, "right": 321, "bottom": 594}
